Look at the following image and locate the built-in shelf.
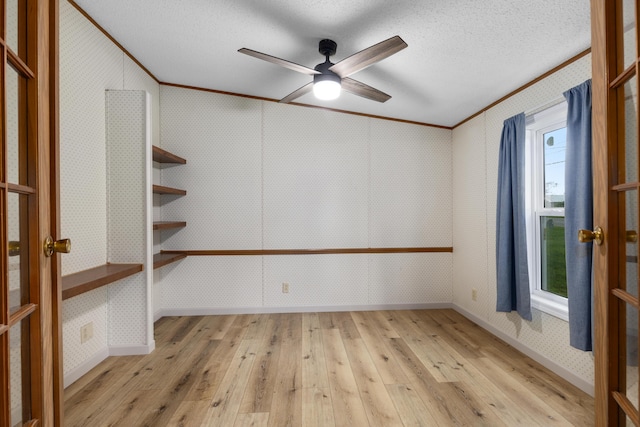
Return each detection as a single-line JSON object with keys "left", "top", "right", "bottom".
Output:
{"left": 152, "top": 145, "right": 187, "bottom": 164}
{"left": 61, "top": 263, "right": 144, "bottom": 300}
{"left": 153, "top": 184, "right": 186, "bottom": 196}
{"left": 152, "top": 146, "right": 187, "bottom": 274}
{"left": 153, "top": 221, "right": 187, "bottom": 231}
{"left": 153, "top": 252, "right": 187, "bottom": 269}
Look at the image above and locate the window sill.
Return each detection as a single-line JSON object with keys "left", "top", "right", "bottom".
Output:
{"left": 531, "top": 293, "right": 568, "bottom": 321}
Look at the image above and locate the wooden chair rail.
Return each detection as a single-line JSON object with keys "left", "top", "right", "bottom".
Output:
{"left": 161, "top": 247, "right": 453, "bottom": 256}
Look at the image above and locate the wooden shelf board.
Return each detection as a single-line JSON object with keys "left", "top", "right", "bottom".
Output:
{"left": 153, "top": 184, "right": 186, "bottom": 196}
{"left": 152, "top": 145, "right": 186, "bottom": 164}
{"left": 62, "top": 263, "right": 143, "bottom": 300}
{"left": 154, "top": 252, "right": 187, "bottom": 269}
{"left": 153, "top": 221, "right": 187, "bottom": 230}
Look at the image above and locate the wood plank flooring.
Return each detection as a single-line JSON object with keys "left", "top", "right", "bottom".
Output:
{"left": 64, "top": 310, "right": 594, "bottom": 426}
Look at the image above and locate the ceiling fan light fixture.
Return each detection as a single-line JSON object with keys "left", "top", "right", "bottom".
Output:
{"left": 313, "top": 73, "right": 341, "bottom": 100}
{"left": 239, "top": 36, "right": 406, "bottom": 104}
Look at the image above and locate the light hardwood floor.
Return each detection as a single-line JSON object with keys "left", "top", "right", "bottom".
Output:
{"left": 64, "top": 310, "right": 594, "bottom": 426}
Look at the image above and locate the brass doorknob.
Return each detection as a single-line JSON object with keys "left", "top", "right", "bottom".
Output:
{"left": 44, "top": 236, "right": 71, "bottom": 257}
{"left": 8, "top": 241, "right": 20, "bottom": 257}
{"left": 578, "top": 227, "right": 603, "bottom": 246}
{"left": 627, "top": 230, "right": 638, "bottom": 243}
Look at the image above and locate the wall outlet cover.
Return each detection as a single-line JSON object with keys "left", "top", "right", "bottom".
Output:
{"left": 80, "top": 322, "right": 94, "bottom": 344}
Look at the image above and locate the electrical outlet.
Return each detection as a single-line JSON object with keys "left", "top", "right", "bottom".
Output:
{"left": 471, "top": 289, "right": 478, "bottom": 301}
{"left": 282, "top": 282, "right": 289, "bottom": 293}
{"left": 80, "top": 322, "right": 93, "bottom": 344}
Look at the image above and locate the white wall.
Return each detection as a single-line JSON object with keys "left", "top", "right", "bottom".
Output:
{"left": 452, "top": 54, "right": 594, "bottom": 393}
{"left": 157, "top": 86, "right": 453, "bottom": 313}
{"left": 59, "top": 0, "right": 159, "bottom": 385}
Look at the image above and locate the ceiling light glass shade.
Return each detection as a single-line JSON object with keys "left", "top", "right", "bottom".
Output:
{"left": 313, "top": 75, "right": 341, "bottom": 100}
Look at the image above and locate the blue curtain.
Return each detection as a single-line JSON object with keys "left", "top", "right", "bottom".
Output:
{"left": 496, "top": 113, "right": 531, "bottom": 321}
{"left": 563, "top": 79, "right": 593, "bottom": 351}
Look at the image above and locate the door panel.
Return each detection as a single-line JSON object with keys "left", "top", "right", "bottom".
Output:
{"left": 593, "top": 0, "right": 640, "bottom": 424}
{"left": 0, "top": 0, "right": 59, "bottom": 424}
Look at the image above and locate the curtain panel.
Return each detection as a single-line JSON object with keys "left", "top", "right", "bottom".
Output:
{"left": 563, "top": 79, "right": 593, "bottom": 351}
{"left": 496, "top": 112, "right": 532, "bottom": 321}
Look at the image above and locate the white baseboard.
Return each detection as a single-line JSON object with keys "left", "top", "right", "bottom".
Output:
{"left": 63, "top": 347, "right": 109, "bottom": 388}
{"left": 158, "top": 302, "right": 451, "bottom": 318}
{"left": 452, "top": 304, "right": 595, "bottom": 397}
{"left": 109, "top": 341, "right": 155, "bottom": 356}
{"left": 153, "top": 310, "right": 163, "bottom": 322}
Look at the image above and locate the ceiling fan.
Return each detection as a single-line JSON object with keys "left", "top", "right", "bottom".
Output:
{"left": 238, "top": 35, "right": 407, "bottom": 103}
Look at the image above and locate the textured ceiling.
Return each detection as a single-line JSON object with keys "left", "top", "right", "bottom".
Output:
{"left": 73, "top": 0, "right": 591, "bottom": 128}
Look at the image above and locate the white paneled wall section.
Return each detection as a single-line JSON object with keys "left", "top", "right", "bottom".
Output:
{"left": 105, "top": 90, "right": 154, "bottom": 353}
{"left": 158, "top": 86, "right": 453, "bottom": 312}
{"left": 60, "top": 0, "right": 160, "bottom": 385}
{"left": 262, "top": 105, "right": 369, "bottom": 249}
{"left": 452, "top": 54, "right": 594, "bottom": 394}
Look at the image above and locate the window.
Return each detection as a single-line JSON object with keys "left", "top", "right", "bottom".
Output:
{"left": 525, "top": 101, "right": 568, "bottom": 321}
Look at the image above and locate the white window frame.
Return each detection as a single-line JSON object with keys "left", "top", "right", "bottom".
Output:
{"left": 525, "top": 101, "right": 569, "bottom": 321}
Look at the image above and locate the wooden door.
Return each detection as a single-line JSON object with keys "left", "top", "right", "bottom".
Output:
{"left": 0, "top": 0, "right": 60, "bottom": 425}
{"left": 592, "top": 0, "right": 640, "bottom": 425}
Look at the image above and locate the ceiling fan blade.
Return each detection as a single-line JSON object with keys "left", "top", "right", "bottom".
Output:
{"left": 329, "top": 35, "right": 407, "bottom": 78}
{"left": 279, "top": 82, "right": 314, "bottom": 103}
{"left": 238, "top": 48, "right": 321, "bottom": 75}
{"left": 341, "top": 77, "right": 391, "bottom": 103}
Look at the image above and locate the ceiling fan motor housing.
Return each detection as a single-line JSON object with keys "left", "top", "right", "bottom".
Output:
{"left": 314, "top": 60, "right": 341, "bottom": 85}
{"left": 316, "top": 39, "right": 340, "bottom": 84}
{"left": 318, "top": 39, "right": 337, "bottom": 57}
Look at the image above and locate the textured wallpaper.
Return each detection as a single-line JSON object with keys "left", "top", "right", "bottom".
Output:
{"left": 106, "top": 90, "right": 152, "bottom": 348}
{"left": 452, "top": 54, "right": 594, "bottom": 388}
{"left": 159, "top": 85, "right": 453, "bottom": 312}
{"left": 60, "top": 0, "right": 160, "bottom": 381}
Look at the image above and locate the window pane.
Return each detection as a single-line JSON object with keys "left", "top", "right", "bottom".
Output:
{"left": 8, "top": 192, "right": 29, "bottom": 315}
{"left": 5, "top": 0, "right": 28, "bottom": 60}
{"left": 623, "top": 0, "right": 637, "bottom": 70}
{"left": 6, "top": 0, "right": 19, "bottom": 54}
{"left": 10, "top": 318, "right": 32, "bottom": 425}
{"left": 625, "top": 190, "right": 638, "bottom": 299}
{"left": 622, "top": 300, "right": 639, "bottom": 413}
{"left": 6, "top": 62, "right": 27, "bottom": 185}
{"left": 543, "top": 127, "right": 566, "bottom": 208}
{"left": 540, "top": 216, "right": 567, "bottom": 297}
{"left": 623, "top": 75, "right": 638, "bottom": 184}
